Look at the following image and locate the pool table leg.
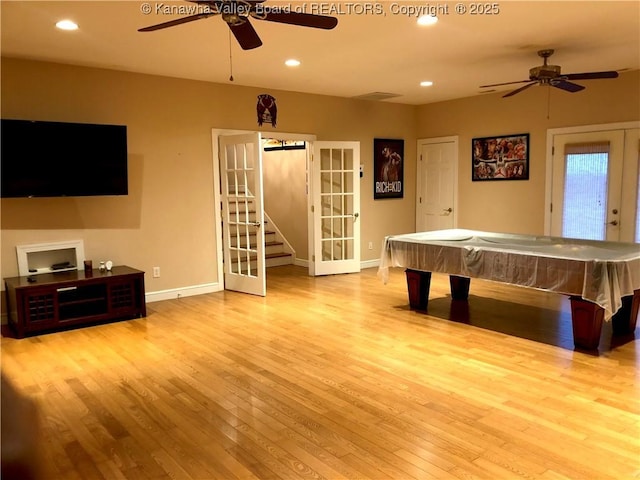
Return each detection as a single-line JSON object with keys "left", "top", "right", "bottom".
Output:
{"left": 569, "top": 297, "right": 604, "bottom": 350}
{"left": 611, "top": 289, "right": 640, "bottom": 335}
{"left": 449, "top": 276, "right": 471, "bottom": 300}
{"left": 405, "top": 269, "right": 431, "bottom": 310}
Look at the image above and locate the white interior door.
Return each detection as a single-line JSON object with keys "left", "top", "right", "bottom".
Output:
{"left": 220, "top": 133, "right": 266, "bottom": 296}
{"left": 551, "top": 130, "right": 624, "bottom": 241}
{"left": 417, "top": 137, "right": 458, "bottom": 231}
{"left": 311, "top": 141, "right": 360, "bottom": 276}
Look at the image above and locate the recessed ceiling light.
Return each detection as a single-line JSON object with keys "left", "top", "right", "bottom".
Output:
{"left": 285, "top": 59, "right": 301, "bottom": 67}
{"left": 417, "top": 15, "right": 438, "bottom": 26}
{"left": 56, "top": 19, "right": 78, "bottom": 31}
{"left": 420, "top": 81, "right": 434, "bottom": 87}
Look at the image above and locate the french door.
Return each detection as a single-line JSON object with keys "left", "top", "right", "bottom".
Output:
{"left": 219, "top": 133, "right": 266, "bottom": 296}
{"left": 550, "top": 130, "right": 624, "bottom": 241}
{"left": 311, "top": 141, "right": 361, "bottom": 275}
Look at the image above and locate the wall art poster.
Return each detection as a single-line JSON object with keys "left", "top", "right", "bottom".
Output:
{"left": 257, "top": 94, "right": 277, "bottom": 127}
{"left": 472, "top": 133, "right": 529, "bottom": 181}
{"left": 374, "top": 138, "right": 404, "bottom": 199}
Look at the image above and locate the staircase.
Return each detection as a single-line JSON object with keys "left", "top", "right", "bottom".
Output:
{"left": 226, "top": 200, "right": 294, "bottom": 268}
{"left": 263, "top": 213, "right": 294, "bottom": 267}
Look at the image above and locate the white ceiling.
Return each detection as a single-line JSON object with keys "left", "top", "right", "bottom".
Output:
{"left": 1, "top": 1, "right": 639, "bottom": 105}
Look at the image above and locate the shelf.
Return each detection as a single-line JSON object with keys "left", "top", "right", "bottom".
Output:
{"left": 17, "top": 240, "right": 85, "bottom": 277}
{"left": 31, "top": 266, "right": 77, "bottom": 275}
{"left": 59, "top": 297, "right": 107, "bottom": 307}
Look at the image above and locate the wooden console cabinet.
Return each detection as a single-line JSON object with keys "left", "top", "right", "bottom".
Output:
{"left": 4, "top": 266, "right": 146, "bottom": 338}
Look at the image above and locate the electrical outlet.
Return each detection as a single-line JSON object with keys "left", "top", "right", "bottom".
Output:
{"left": 368, "top": 241, "right": 373, "bottom": 250}
{"left": 153, "top": 266, "right": 160, "bottom": 278}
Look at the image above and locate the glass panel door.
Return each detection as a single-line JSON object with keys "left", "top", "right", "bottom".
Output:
{"left": 312, "top": 142, "right": 360, "bottom": 275}
{"left": 220, "top": 133, "right": 266, "bottom": 296}
{"left": 551, "top": 131, "right": 624, "bottom": 241}
{"left": 561, "top": 143, "right": 610, "bottom": 240}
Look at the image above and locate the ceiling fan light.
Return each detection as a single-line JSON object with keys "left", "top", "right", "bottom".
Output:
{"left": 420, "top": 81, "right": 434, "bottom": 87}
{"left": 285, "top": 59, "right": 301, "bottom": 67}
{"left": 56, "top": 19, "right": 78, "bottom": 31}
{"left": 417, "top": 15, "right": 438, "bottom": 26}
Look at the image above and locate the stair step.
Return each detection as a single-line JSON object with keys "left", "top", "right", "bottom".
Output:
{"left": 225, "top": 212, "right": 292, "bottom": 267}
{"left": 230, "top": 252, "right": 292, "bottom": 262}
{"left": 230, "top": 241, "right": 283, "bottom": 250}
{"left": 267, "top": 252, "right": 292, "bottom": 259}
{"left": 227, "top": 230, "right": 276, "bottom": 238}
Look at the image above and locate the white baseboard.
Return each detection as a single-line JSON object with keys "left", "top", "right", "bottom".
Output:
{"left": 145, "top": 282, "right": 223, "bottom": 303}
{"left": 140, "top": 261, "right": 378, "bottom": 303}
{"left": 361, "top": 259, "right": 380, "bottom": 269}
{"left": 293, "top": 258, "right": 379, "bottom": 269}
{"left": 294, "top": 258, "right": 309, "bottom": 268}
{"left": 265, "top": 256, "right": 294, "bottom": 268}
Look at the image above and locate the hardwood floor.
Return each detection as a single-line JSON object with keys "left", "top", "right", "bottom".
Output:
{"left": 2, "top": 265, "right": 639, "bottom": 479}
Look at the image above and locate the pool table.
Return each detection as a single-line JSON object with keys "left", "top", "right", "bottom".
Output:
{"left": 378, "top": 229, "right": 640, "bottom": 350}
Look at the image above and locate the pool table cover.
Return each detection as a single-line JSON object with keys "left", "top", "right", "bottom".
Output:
{"left": 378, "top": 229, "right": 640, "bottom": 321}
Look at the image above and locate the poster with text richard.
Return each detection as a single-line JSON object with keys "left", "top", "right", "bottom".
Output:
{"left": 374, "top": 138, "right": 404, "bottom": 199}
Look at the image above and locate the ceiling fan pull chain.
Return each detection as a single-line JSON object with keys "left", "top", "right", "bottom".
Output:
{"left": 547, "top": 84, "right": 551, "bottom": 120}
{"left": 228, "top": 30, "right": 234, "bottom": 82}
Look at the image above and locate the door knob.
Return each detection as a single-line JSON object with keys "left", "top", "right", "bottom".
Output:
{"left": 443, "top": 208, "right": 452, "bottom": 213}
{"left": 612, "top": 209, "right": 618, "bottom": 214}
{"left": 608, "top": 220, "right": 618, "bottom": 226}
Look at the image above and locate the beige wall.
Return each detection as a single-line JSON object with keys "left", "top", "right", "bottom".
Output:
{"left": 3, "top": 57, "right": 637, "bottom": 302}
{"left": 417, "top": 70, "right": 640, "bottom": 235}
{"left": 1, "top": 57, "right": 417, "bottom": 295}
{"left": 263, "top": 147, "right": 308, "bottom": 259}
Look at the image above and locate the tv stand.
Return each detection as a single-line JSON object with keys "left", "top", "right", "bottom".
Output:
{"left": 4, "top": 266, "right": 146, "bottom": 338}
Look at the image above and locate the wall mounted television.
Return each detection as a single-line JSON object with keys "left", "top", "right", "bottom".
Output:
{"left": 1, "top": 119, "right": 128, "bottom": 198}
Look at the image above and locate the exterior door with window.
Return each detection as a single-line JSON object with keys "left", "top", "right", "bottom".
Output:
{"left": 311, "top": 142, "right": 360, "bottom": 276}
{"left": 220, "top": 133, "right": 266, "bottom": 296}
{"left": 417, "top": 138, "right": 458, "bottom": 231}
{"left": 551, "top": 131, "right": 624, "bottom": 241}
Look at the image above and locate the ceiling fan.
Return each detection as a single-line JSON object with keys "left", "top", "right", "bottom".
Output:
{"left": 480, "top": 49, "right": 619, "bottom": 97}
{"left": 138, "top": 0, "right": 338, "bottom": 50}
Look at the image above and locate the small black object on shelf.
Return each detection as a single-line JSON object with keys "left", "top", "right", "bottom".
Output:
{"left": 51, "top": 261, "right": 72, "bottom": 270}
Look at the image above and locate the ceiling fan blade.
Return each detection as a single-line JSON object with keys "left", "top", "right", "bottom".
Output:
{"left": 564, "top": 71, "right": 619, "bottom": 81}
{"left": 262, "top": 11, "right": 338, "bottom": 29}
{"left": 229, "top": 20, "right": 262, "bottom": 50}
{"left": 138, "top": 13, "right": 217, "bottom": 32}
{"left": 480, "top": 80, "right": 531, "bottom": 88}
{"left": 552, "top": 80, "right": 585, "bottom": 93}
{"left": 503, "top": 82, "right": 537, "bottom": 98}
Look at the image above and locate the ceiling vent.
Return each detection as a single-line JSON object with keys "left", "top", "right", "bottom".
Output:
{"left": 351, "top": 92, "right": 402, "bottom": 101}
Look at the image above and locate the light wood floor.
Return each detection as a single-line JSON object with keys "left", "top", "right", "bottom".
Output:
{"left": 2, "top": 265, "right": 639, "bottom": 479}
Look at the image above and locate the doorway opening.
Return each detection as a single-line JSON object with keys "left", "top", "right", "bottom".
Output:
{"left": 212, "top": 129, "right": 315, "bottom": 297}
{"left": 212, "top": 130, "right": 362, "bottom": 296}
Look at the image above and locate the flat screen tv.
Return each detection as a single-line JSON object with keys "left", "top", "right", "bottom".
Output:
{"left": 1, "top": 119, "right": 128, "bottom": 198}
